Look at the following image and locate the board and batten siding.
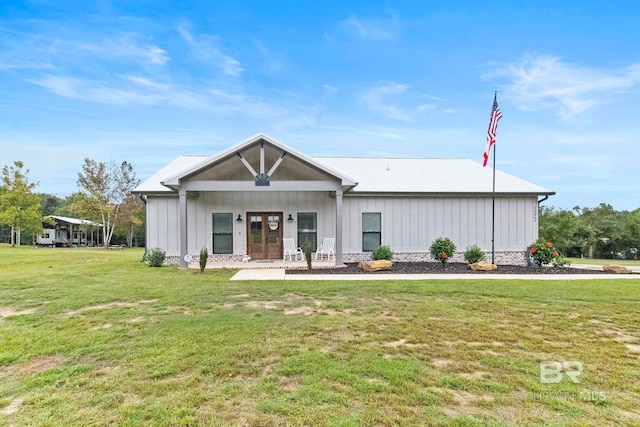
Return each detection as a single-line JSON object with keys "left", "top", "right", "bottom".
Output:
{"left": 341, "top": 196, "right": 539, "bottom": 253}
{"left": 146, "top": 193, "right": 539, "bottom": 257}
{"left": 146, "top": 192, "right": 336, "bottom": 256}
{"left": 146, "top": 196, "right": 180, "bottom": 254}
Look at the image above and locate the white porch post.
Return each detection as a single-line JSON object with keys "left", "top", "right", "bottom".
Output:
{"left": 178, "top": 188, "right": 188, "bottom": 268}
{"left": 335, "top": 188, "right": 343, "bottom": 265}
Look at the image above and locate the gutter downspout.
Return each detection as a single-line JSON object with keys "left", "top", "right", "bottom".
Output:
{"left": 538, "top": 195, "right": 550, "bottom": 204}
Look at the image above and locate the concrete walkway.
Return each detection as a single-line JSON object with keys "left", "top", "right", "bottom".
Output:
{"left": 231, "top": 269, "right": 640, "bottom": 281}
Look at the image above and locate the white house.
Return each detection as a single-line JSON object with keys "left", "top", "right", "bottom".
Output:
{"left": 133, "top": 133, "right": 554, "bottom": 267}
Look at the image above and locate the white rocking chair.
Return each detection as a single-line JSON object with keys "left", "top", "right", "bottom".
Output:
{"left": 315, "top": 238, "right": 335, "bottom": 261}
{"left": 283, "top": 238, "right": 303, "bottom": 261}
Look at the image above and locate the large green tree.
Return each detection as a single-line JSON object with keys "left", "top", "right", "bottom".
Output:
{"left": 624, "top": 209, "right": 640, "bottom": 259}
{"left": 573, "top": 204, "right": 626, "bottom": 258}
{"left": 116, "top": 193, "right": 144, "bottom": 248}
{"left": 0, "top": 161, "right": 44, "bottom": 246}
{"left": 538, "top": 206, "right": 578, "bottom": 255}
{"left": 37, "top": 193, "right": 64, "bottom": 216}
{"left": 76, "top": 159, "right": 139, "bottom": 248}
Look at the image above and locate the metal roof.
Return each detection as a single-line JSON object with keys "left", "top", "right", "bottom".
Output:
{"left": 313, "top": 157, "right": 554, "bottom": 195}
{"left": 48, "top": 215, "right": 103, "bottom": 227}
{"left": 133, "top": 155, "right": 211, "bottom": 193}
{"left": 133, "top": 136, "right": 553, "bottom": 196}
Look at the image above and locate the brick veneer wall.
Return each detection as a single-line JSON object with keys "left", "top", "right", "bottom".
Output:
{"left": 163, "top": 254, "right": 245, "bottom": 266}
{"left": 164, "top": 251, "right": 527, "bottom": 266}
{"left": 343, "top": 251, "right": 527, "bottom": 266}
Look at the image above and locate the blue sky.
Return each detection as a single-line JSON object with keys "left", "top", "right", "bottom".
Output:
{"left": 1, "top": 1, "right": 639, "bottom": 210}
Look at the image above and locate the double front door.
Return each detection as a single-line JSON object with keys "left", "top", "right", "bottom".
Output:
{"left": 247, "top": 212, "right": 282, "bottom": 259}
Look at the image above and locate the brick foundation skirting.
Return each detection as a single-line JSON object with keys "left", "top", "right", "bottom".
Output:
{"left": 162, "top": 254, "right": 246, "bottom": 266}
{"left": 163, "top": 251, "right": 527, "bottom": 266}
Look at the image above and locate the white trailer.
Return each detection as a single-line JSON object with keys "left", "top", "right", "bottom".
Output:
{"left": 36, "top": 229, "right": 56, "bottom": 246}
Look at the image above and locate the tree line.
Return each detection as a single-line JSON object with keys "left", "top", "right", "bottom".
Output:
{"left": 539, "top": 204, "right": 640, "bottom": 259}
{"left": 3, "top": 158, "right": 637, "bottom": 257}
{"left": 0, "top": 159, "right": 144, "bottom": 248}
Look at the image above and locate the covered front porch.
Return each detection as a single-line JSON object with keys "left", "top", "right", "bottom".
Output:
{"left": 163, "top": 135, "right": 357, "bottom": 268}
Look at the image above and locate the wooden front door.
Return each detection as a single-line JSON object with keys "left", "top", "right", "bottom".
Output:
{"left": 247, "top": 212, "right": 283, "bottom": 259}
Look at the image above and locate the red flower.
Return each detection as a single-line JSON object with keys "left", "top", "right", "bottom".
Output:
{"left": 442, "top": 253, "right": 448, "bottom": 259}
{"left": 553, "top": 251, "right": 558, "bottom": 257}
{"left": 530, "top": 247, "right": 537, "bottom": 253}
{"left": 547, "top": 242, "right": 553, "bottom": 248}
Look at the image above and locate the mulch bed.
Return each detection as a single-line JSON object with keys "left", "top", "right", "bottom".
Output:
{"left": 286, "top": 262, "right": 606, "bottom": 275}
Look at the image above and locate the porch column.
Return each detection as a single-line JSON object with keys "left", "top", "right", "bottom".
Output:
{"left": 178, "top": 188, "right": 188, "bottom": 268}
{"left": 335, "top": 188, "right": 343, "bottom": 265}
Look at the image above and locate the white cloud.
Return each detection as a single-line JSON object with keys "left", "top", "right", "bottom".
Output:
{"left": 488, "top": 55, "right": 640, "bottom": 120}
{"left": 176, "top": 24, "right": 243, "bottom": 77}
{"left": 322, "top": 84, "right": 338, "bottom": 98}
{"left": 98, "top": 37, "right": 170, "bottom": 65}
{"left": 27, "top": 75, "right": 207, "bottom": 108}
{"left": 253, "top": 39, "right": 286, "bottom": 73}
{"left": 339, "top": 13, "right": 398, "bottom": 41}
{"left": 176, "top": 23, "right": 195, "bottom": 45}
{"left": 0, "top": 31, "right": 169, "bottom": 69}
{"left": 360, "top": 81, "right": 434, "bottom": 122}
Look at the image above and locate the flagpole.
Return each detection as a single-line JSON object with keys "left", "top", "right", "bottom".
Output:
{"left": 483, "top": 90, "right": 501, "bottom": 265}
{"left": 491, "top": 121, "right": 496, "bottom": 265}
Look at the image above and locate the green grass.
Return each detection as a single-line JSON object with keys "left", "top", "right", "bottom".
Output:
{"left": 568, "top": 257, "right": 640, "bottom": 267}
{"left": 1, "top": 244, "right": 640, "bottom": 426}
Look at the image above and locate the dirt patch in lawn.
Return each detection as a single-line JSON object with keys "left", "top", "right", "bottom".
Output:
{"left": 65, "top": 300, "right": 157, "bottom": 315}
{"left": 279, "top": 376, "right": 302, "bottom": 392}
{"left": 0, "top": 396, "right": 25, "bottom": 415}
{"left": 222, "top": 294, "right": 355, "bottom": 316}
{"left": 459, "top": 371, "right": 490, "bottom": 380}
{"left": 0, "top": 307, "right": 37, "bottom": 319}
{"left": 625, "top": 344, "right": 640, "bottom": 353}
{"left": 19, "top": 355, "right": 65, "bottom": 375}
{"left": 434, "top": 387, "right": 495, "bottom": 415}
{"left": 163, "top": 306, "right": 193, "bottom": 315}
{"left": 284, "top": 306, "right": 314, "bottom": 316}
{"left": 431, "top": 359, "right": 453, "bottom": 368}
{"left": 599, "top": 326, "right": 640, "bottom": 355}
{"left": 382, "top": 338, "right": 429, "bottom": 349}
{"left": 89, "top": 323, "right": 113, "bottom": 331}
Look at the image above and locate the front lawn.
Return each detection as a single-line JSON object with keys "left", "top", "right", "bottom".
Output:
{"left": 1, "top": 245, "right": 639, "bottom": 426}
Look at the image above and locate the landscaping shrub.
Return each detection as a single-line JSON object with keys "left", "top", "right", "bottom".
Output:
{"left": 199, "top": 247, "right": 208, "bottom": 272}
{"left": 529, "top": 239, "right": 571, "bottom": 268}
{"left": 371, "top": 245, "right": 394, "bottom": 261}
{"left": 146, "top": 247, "right": 166, "bottom": 267}
{"left": 302, "top": 241, "right": 313, "bottom": 270}
{"left": 430, "top": 237, "right": 456, "bottom": 265}
{"left": 464, "top": 245, "right": 485, "bottom": 264}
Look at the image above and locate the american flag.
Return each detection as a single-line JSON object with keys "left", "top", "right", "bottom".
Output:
{"left": 482, "top": 93, "right": 503, "bottom": 167}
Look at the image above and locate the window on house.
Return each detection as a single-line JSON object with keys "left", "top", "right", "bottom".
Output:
{"left": 212, "top": 213, "right": 233, "bottom": 254}
{"left": 297, "top": 212, "right": 317, "bottom": 251}
{"left": 362, "top": 212, "right": 381, "bottom": 251}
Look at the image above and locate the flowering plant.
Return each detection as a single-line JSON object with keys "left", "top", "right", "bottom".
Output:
{"left": 528, "top": 239, "right": 570, "bottom": 268}
{"left": 430, "top": 237, "right": 457, "bottom": 265}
